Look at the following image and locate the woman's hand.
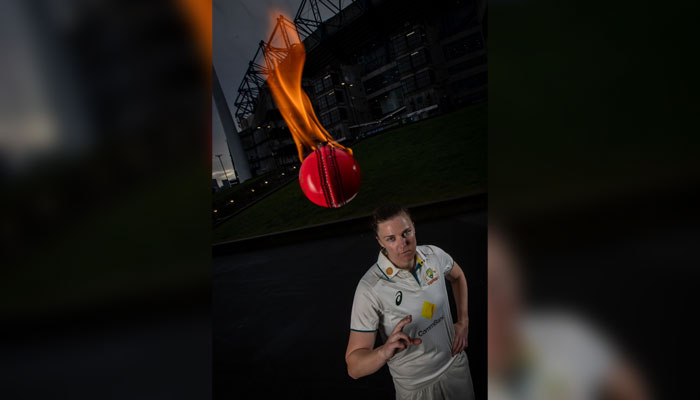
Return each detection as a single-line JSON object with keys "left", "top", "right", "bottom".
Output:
{"left": 379, "top": 315, "right": 422, "bottom": 361}
{"left": 451, "top": 319, "right": 469, "bottom": 356}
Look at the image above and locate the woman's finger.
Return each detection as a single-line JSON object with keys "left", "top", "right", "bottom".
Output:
{"left": 392, "top": 332, "right": 410, "bottom": 344}
{"left": 391, "top": 315, "right": 412, "bottom": 335}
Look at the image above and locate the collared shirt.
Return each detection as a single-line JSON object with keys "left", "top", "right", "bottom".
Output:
{"left": 350, "top": 245, "right": 457, "bottom": 390}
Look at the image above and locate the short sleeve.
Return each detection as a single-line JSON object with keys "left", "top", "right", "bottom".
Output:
{"left": 428, "top": 245, "right": 454, "bottom": 276}
{"left": 350, "top": 280, "right": 381, "bottom": 332}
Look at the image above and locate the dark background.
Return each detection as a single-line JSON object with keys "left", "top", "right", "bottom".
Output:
{"left": 490, "top": 0, "right": 699, "bottom": 397}
{"left": 1, "top": 0, "right": 699, "bottom": 399}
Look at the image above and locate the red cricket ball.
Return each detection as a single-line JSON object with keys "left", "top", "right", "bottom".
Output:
{"left": 299, "top": 145, "right": 361, "bottom": 208}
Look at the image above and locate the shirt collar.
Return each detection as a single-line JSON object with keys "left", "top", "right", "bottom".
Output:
{"left": 376, "top": 248, "right": 427, "bottom": 280}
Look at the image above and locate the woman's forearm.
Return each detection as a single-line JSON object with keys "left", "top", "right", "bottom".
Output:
{"left": 450, "top": 274, "right": 469, "bottom": 323}
{"left": 346, "top": 346, "right": 389, "bottom": 379}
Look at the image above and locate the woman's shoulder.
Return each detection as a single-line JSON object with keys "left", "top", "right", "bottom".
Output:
{"left": 418, "top": 244, "right": 444, "bottom": 255}
{"left": 356, "top": 263, "right": 384, "bottom": 288}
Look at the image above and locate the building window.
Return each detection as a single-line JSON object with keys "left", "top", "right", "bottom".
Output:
{"left": 329, "top": 109, "right": 340, "bottom": 124}
{"left": 364, "top": 67, "right": 400, "bottom": 95}
{"left": 322, "top": 74, "right": 333, "bottom": 89}
{"left": 396, "top": 49, "right": 429, "bottom": 76}
{"left": 402, "top": 77, "right": 416, "bottom": 94}
{"left": 317, "top": 90, "right": 344, "bottom": 110}
{"left": 321, "top": 107, "right": 348, "bottom": 125}
{"left": 317, "top": 94, "right": 328, "bottom": 110}
{"left": 411, "top": 49, "right": 428, "bottom": 68}
{"left": 320, "top": 112, "right": 331, "bottom": 126}
{"left": 314, "top": 79, "right": 324, "bottom": 94}
{"left": 315, "top": 73, "right": 339, "bottom": 94}
{"left": 402, "top": 70, "right": 433, "bottom": 94}
{"left": 392, "top": 29, "right": 423, "bottom": 56}
{"left": 415, "top": 70, "right": 432, "bottom": 89}
{"left": 392, "top": 36, "right": 407, "bottom": 56}
{"left": 397, "top": 56, "right": 412, "bottom": 74}
{"left": 406, "top": 30, "right": 421, "bottom": 48}
{"left": 357, "top": 43, "right": 389, "bottom": 74}
{"left": 327, "top": 90, "right": 337, "bottom": 107}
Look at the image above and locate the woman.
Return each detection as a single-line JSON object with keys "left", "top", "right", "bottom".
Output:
{"left": 345, "top": 204, "right": 475, "bottom": 399}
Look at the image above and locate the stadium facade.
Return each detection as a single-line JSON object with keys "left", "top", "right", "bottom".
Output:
{"left": 233, "top": 0, "right": 487, "bottom": 177}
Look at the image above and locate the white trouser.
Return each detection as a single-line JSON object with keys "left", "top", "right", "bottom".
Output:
{"left": 394, "top": 351, "right": 475, "bottom": 400}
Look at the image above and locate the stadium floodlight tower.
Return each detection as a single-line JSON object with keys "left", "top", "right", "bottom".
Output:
{"left": 294, "top": 0, "right": 363, "bottom": 42}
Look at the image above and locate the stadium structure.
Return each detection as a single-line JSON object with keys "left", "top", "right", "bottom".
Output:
{"left": 233, "top": 0, "right": 487, "bottom": 177}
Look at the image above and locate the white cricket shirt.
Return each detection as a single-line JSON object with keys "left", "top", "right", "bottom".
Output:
{"left": 350, "top": 245, "right": 458, "bottom": 390}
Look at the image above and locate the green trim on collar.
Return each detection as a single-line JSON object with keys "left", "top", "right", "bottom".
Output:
{"left": 412, "top": 256, "right": 423, "bottom": 285}
{"left": 375, "top": 263, "right": 391, "bottom": 280}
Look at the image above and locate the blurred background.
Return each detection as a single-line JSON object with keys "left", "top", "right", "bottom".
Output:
{"left": 489, "top": 0, "right": 699, "bottom": 398}
{"left": 0, "top": 0, "right": 212, "bottom": 398}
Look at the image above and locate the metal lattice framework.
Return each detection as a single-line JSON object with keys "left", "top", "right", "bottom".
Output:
{"left": 233, "top": 42, "right": 266, "bottom": 125}
{"left": 233, "top": 0, "right": 364, "bottom": 126}
{"left": 294, "top": 0, "right": 361, "bottom": 40}
{"left": 263, "top": 16, "right": 298, "bottom": 69}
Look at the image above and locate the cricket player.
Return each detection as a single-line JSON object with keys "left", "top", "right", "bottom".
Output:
{"left": 345, "top": 204, "right": 475, "bottom": 399}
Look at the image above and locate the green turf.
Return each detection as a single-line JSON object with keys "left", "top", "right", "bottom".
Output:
{"left": 213, "top": 103, "right": 487, "bottom": 243}
{"left": 213, "top": 170, "right": 277, "bottom": 202}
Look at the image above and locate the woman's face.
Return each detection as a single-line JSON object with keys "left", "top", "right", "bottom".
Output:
{"left": 376, "top": 213, "right": 417, "bottom": 269}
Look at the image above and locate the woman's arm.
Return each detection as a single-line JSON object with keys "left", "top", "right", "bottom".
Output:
{"left": 345, "top": 315, "right": 421, "bottom": 379}
{"left": 345, "top": 330, "right": 387, "bottom": 379}
{"left": 447, "top": 261, "right": 469, "bottom": 355}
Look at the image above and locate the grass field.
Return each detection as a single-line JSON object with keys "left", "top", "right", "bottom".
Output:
{"left": 213, "top": 102, "right": 487, "bottom": 243}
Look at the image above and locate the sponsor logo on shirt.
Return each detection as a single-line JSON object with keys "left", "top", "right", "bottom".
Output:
{"left": 421, "top": 301, "right": 436, "bottom": 319}
{"left": 418, "top": 315, "right": 444, "bottom": 336}
{"left": 395, "top": 291, "right": 402, "bottom": 306}
{"left": 424, "top": 267, "right": 439, "bottom": 285}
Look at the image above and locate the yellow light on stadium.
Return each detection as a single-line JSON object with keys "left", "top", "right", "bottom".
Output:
{"left": 213, "top": 209, "right": 218, "bottom": 213}
{"left": 229, "top": 200, "right": 234, "bottom": 203}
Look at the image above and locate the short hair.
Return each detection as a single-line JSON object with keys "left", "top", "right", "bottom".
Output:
{"left": 371, "top": 204, "right": 412, "bottom": 234}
